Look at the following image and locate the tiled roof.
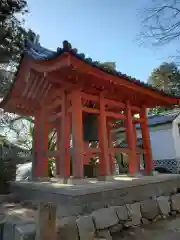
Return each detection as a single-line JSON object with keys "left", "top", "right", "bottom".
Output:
{"left": 116, "top": 109, "right": 180, "bottom": 133}
{"left": 137, "top": 109, "right": 180, "bottom": 128}
{"left": 24, "top": 40, "right": 180, "bottom": 99}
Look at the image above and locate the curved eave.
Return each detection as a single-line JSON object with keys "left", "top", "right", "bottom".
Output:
{"left": 0, "top": 54, "right": 42, "bottom": 114}
{"left": 21, "top": 40, "right": 180, "bottom": 101}
{"left": 1, "top": 40, "right": 180, "bottom": 113}
{"left": 24, "top": 40, "right": 180, "bottom": 104}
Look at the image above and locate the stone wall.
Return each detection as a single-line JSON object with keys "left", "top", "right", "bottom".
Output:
{"left": 2, "top": 188, "right": 180, "bottom": 239}
{"left": 10, "top": 175, "right": 180, "bottom": 216}
{"left": 6, "top": 175, "right": 180, "bottom": 239}
{"left": 55, "top": 192, "right": 180, "bottom": 239}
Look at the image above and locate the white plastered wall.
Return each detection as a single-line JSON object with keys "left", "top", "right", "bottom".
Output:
{"left": 172, "top": 114, "right": 180, "bottom": 159}
{"left": 116, "top": 123, "right": 176, "bottom": 161}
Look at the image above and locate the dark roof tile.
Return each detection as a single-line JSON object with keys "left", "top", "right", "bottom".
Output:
{"left": 136, "top": 109, "right": 180, "bottom": 128}
{"left": 4, "top": 39, "right": 180, "bottom": 108}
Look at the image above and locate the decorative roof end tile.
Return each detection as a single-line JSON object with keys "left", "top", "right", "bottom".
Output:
{"left": 63, "top": 40, "right": 72, "bottom": 51}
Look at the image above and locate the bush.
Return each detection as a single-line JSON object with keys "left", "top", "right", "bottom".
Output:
{"left": 0, "top": 158, "right": 16, "bottom": 194}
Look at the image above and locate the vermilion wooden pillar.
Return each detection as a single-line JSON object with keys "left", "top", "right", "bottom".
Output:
{"left": 34, "top": 111, "right": 49, "bottom": 177}
{"left": 64, "top": 112, "right": 71, "bottom": 177}
{"left": 125, "top": 101, "right": 137, "bottom": 175}
{"left": 56, "top": 91, "right": 71, "bottom": 178}
{"left": 61, "top": 91, "right": 70, "bottom": 178}
{"left": 98, "top": 93, "right": 110, "bottom": 177}
{"left": 133, "top": 123, "right": 140, "bottom": 172}
{"left": 107, "top": 124, "right": 114, "bottom": 174}
{"left": 140, "top": 107, "right": 153, "bottom": 174}
{"left": 56, "top": 121, "right": 61, "bottom": 176}
{"left": 71, "top": 90, "right": 84, "bottom": 178}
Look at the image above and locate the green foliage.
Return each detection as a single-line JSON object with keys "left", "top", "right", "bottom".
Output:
{"left": 115, "top": 152, "right": 128, "bottom": 174}
{"left": 148, "top": 62, "right": 180, "bottom": 94}
{"left": 0, "top": 69, "right": 14, "bottom": 97}
{"left": 139, "top": 1, "right": 180, "bottom": 47}
{"left": 148, "top": 62, "right": 180, "bottom": 115}
{"left": 0, "top": 0, "right": 28, "bottom": 22}
{"left": 0, "top": 0, "right": 28, "bottom": 65}
{"left": 102, "top": 62, "right": 116, "bottom": 71}
{"left": 0, "top": 1, "right": 38, "bottom": 99}
{"left": 0, "top": 157, "right": 16, "bottom": 193}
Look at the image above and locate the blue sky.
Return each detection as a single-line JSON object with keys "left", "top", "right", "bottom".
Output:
{"left": 25, "top": 0, "right": 176, "bottom": 82}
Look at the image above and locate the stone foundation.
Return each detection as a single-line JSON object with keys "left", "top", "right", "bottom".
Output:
{"left": 2, "top": 191, "right": 180, "bottom": 239}
{"left": 4, "top": 174, "right": 180, "bottom": 239}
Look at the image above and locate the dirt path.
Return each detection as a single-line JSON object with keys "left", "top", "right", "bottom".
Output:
{"left": 113, "top": 217, "right": 180, "bottom": 240}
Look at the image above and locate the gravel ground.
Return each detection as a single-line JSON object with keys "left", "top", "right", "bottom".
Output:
{"left": 113, "top": 216, "right": 180, "bottom": 240}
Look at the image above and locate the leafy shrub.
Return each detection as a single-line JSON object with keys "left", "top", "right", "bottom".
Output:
{"left": 0, "top": 158, "right": 16, "bottom": 193}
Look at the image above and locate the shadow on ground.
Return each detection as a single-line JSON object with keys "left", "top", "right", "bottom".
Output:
{"left": 113, "top": 217, "right": 180, "bottom": 240}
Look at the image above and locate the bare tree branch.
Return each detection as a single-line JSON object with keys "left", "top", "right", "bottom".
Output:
{"left": 139, "top": 0, "right": 180, "bottom": 50}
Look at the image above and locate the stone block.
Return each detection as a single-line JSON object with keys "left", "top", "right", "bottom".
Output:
{"left": 126, "top": 202, "right": 141, "bottom": 226}
{"left": 141, "top": 218, "right": 150, "bottom": 225}
{"left": 57, "top": 205, "right": 80, "bottom": 218}
{"left": 3, "top": 215, "right": 34, "bottom": 240}
{"left": 93, "top": 238, "right": 107, "bottom": 240}
{"left": 14, "top": 223, "right": 35, "bottom": 240}
{"left": 152, "top": 215, "right": 161, "bottom": 222}
{"left": 96, "top": 230, "right": 112, "bottom": 240}
{"left": 157, "top": 196, "right": 170, "bottom": 217}
{"left": 140, "top": 199, "right": 159, "bottom": 220}
{"left": 35, "top": 202, "right": 56, "bottom": 240}
{"left": 171, "top": 193, "right": 180, "bottom": 212}
{"left": 109, "top": 223, "right": 123, "bottom": 234}
{"left": 114, "top": 205, "right": 128, "bottom": 222}
{"left": 56, "top": 216, "right": 79, "bottom": 240}
{"left": 76, "top": 215, "right": 95, "bottom": 240}
{"left": 170, "top": 211, "right": 177, "bottom": 216}
{"left": 91, "top": 207, "right": 119, "bottom": 230}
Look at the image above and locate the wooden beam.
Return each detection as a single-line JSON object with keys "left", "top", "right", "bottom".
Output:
{"left": 84, "top": 147, "right": 101, "bottom": 153}
{"left": 48, "top": 112, "right": 62, "bottom": 122}
{"left": 109, "top": 148, "right": 130, "bottom": 154}
{"left": 81, "top": 92, "right": 99, "bottom": 102}
{"left": 47, "top": 72, "right": 82, "bottom": 90}
{"left": 104, "top": 98, "right": 141, "bottom": 112}
{"left": 104, "top": 99, "right": 125, "bottom": 109}
{"left": 31, "top": 75, "right": 45, "bottom": 99}
{"left": 30, "top": 53, "right": 70, "bottom": 72}
{"left": 70, "top": 55, "right": 179, "bottom": 105}
{"left": 45, "top": 98, "right": 62, "bottom": 111}
{"left": 106, "top": 111, "right": 126, "bottom": 119}
{"left": 83, "top": 107, "right": 99, "bottom": 114}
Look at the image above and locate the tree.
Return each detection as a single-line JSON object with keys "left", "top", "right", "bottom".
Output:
{"left": 148, "top": 62, "right": 180, "bottom": 114}
{"left": 0, "top": 69, "right": 14, "bottom": 97}
{"left": 139, "top": 0, "right": 180, "bottom": 60}
{"left": 0, "top": 0, "right": 28, "bottom": 65}
{"left": 148, "top": 62, "right": 180, "bottom": 93}
{"left": 0, "top": 0, "right": 28, "bottom": 22}
{"left": 101, "top": 62, "right": 116, "bottom": 71}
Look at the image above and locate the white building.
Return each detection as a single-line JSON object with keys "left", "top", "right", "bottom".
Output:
{"left": 116, "top": 109, "right": 180, "bottom": 173}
